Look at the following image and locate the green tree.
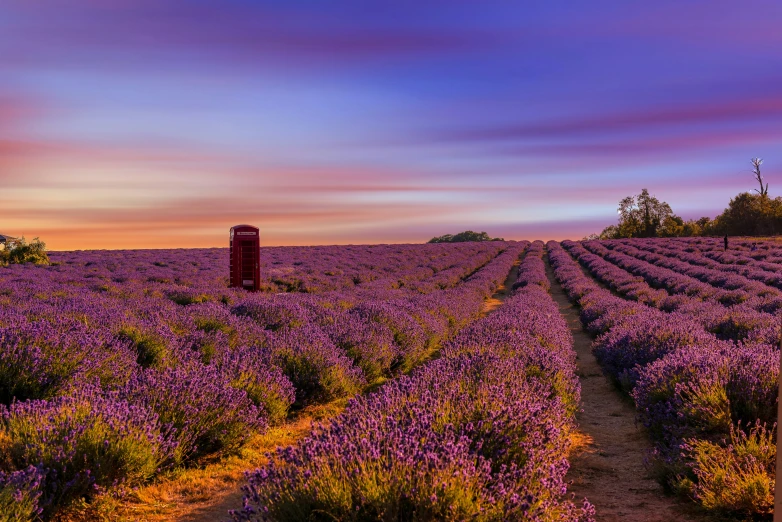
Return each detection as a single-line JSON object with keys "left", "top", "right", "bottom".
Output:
{"left": 712, "top": 192, "right": 782, "bottom": 236}
{"left": 706, "top": 158, "right": 782, "bottom": 236}
{"left": 595, "top": 225, "right": 618, "bottom": 240}
{"left": 679, "top": 217, "right": 710, "bottom": 237}
{"left": 591, "top": 159, "right": 780, "bottom": 239}
{"left": 658, "top": 215, "right": 685, "bottom": 237}
{"left": 600, "top": 189, "right": 677, "bottom": 238}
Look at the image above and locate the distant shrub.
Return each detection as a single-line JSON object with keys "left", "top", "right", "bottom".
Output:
{"left": 0, "top": 237, "right": 49, "bottom": 266}
{"left": 428, "top": 230, "right": 504, "bottom": 243}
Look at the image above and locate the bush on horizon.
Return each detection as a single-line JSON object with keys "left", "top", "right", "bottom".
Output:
{"left": 428, "top": 230, "right": 504, "bottom": 243}
{"left": 0, "top": 237, "right": 49, "bottom": 267}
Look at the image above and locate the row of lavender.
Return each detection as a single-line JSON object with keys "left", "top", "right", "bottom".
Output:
{"left": 595, "top": 239, "right": 782, "bottom": 308}
{"left": 260, "top": 243, "right": 508, "bottom": 294}
{"left": 653, "top": 236, "right": 782, "bottom": 267}
{"left": 613, "top": 237, "right": 782, "bottom": 288}
{"left": 0, "top": 243, "right": 522, "bottom": 520}
{"left": 565, "top": 240, "right": 779, "bottom": 345}
{"left": 230, "top": 241, "right": 594, "bottom": 521}
{"left": 604, "top": 236, "right": 782, "bottom": 304}
{"left": 42, "top": 242, "right": 506, "bottom": 296}
{"left": 548, "top": 241, "right": 777, "bottom": 515}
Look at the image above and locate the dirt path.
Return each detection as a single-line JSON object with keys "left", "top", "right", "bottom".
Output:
{"left": 86, "top": 402, "right": 344, "bottom": 522}
{"left": 544, "top": 256, "right": 706, "bottom": 522}
{"left": 481, "top": 257, "right": 520, "bottom": 315}
{"left": 175, "top": 414, "right": 318, "bottom": 522}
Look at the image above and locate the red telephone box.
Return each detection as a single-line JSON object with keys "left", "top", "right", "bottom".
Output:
{"left": 230, "top": 224, "right": 261, "bottom": 291}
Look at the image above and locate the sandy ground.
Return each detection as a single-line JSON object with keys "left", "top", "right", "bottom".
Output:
{"left": 544, "top": 255, "right": 709, "bottom": 522}
{"left": 177, "top": 485, "right": 243, "bottom": 522}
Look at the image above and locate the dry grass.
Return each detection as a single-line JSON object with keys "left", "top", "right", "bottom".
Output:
{"left": 481, "top": 259, "right": 520, "bottom": 316}
{"left": 58, "top": 401, "right": 347, "bottom": 522}
{"left": 567, "top": 430, "right": 594, "bottom": 459}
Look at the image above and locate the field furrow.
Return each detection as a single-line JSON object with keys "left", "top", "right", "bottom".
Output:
{"left": 545, "top": 251, "right": 703, "bottom": 522}
{"left": 548, "top": 240, "right": 777, "bottom": 517}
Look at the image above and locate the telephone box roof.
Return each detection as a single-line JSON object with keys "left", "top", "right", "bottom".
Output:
{"left": 230, "top": 224, "right": 258, "bottom": 230}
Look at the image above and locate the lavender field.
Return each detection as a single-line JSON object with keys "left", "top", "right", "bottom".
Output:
{"left": 0, "top": 238, "right": 778, "bottom": 520}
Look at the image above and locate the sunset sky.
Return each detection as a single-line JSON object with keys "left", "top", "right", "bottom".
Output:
{"left": 2, "top": 1, "right": 782, "bottom": 249}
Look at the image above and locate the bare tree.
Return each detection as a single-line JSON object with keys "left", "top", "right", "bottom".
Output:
{"left": 752, "top": 157, "right": 768, "bottom": 196}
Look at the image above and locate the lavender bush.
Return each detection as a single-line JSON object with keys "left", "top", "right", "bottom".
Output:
{"left": 119, "top": 363, "right": 265, "bottom": 465}
{"left": 0, "top": 466, "right": 45, "bottom": 521}
{"left": 0, "top": 385, "right": 171, "bottom": 516}
{"left": 0, "top": 321, "right": 136, "bottom": 404}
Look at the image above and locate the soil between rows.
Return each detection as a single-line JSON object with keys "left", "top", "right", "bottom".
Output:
{"left": 544, "top": 255, "right": 707, "bottom": 521}
{"left": 480, "top": 256, "right": 521, "bottom": 316}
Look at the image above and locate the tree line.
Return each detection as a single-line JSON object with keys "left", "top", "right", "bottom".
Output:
{"left": 592, "top": 158, "right": 782, "bottom": 239}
